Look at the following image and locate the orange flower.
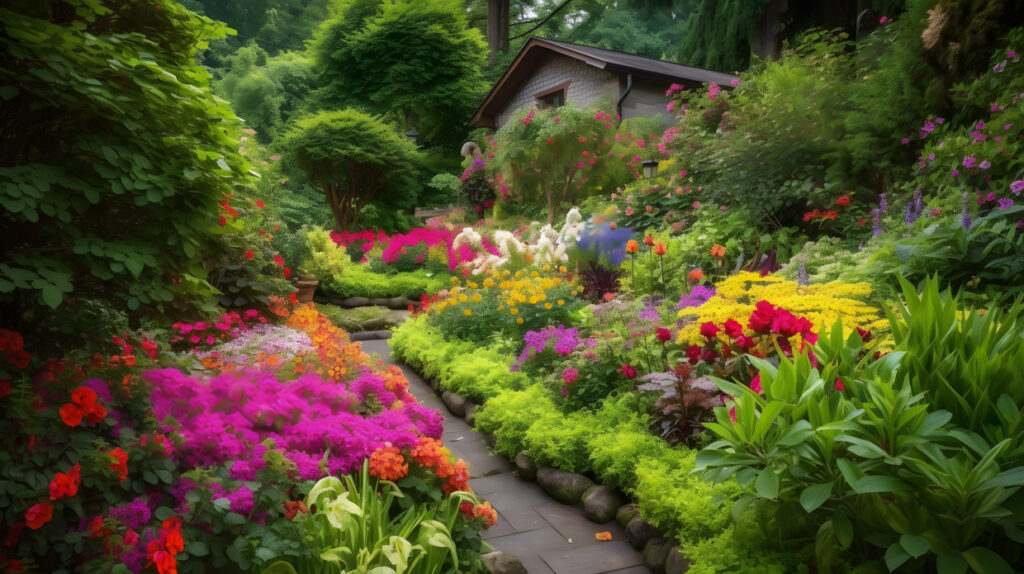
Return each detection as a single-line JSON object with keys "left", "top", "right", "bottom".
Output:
{"left": 688, "top": 268, "right": 703, "bottom": 282}
{"left": 710, "top": 244, "right": 726, "bottom": 258}
{"left": 653, "top": 242, "right": 667, "bottom": 256}
{"left": 595, "top": 531, "right": 613, "bottom": 541}
{"left": 368, "top": 444, "right": 409, "bottom": 481}
{"left": 472, "top": 501, "right": 498, "bottom": 527}
{"left": 643, "top": 235, "right": 654, "bottom": 246}
{"left": 151, "top": 550, "right": 177, "bottom": 574}
{"left": 444, "top": 460, "right": 470, "bottom": 494}
{"left": 625, "top": 240, "right": 639, "bottom": 254}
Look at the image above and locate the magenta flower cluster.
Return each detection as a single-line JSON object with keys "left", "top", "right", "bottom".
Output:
{"left": 145, "top": 367, "right": 443, "bottom": 481}
{"left": 511, "top": 325, "right": 581, "bottom": 371}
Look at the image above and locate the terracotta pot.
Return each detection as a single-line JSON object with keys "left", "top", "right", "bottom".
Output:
{"left": 294, "top": 280, "right": 319, "bottom": 303}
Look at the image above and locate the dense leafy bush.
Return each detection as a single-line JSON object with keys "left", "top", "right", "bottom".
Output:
{"left": 0, "top": 0, "right": 246, "bottom": 319}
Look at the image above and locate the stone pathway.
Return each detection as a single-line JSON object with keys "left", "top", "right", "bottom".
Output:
{"left": 362, "top": 339, "right": 651, "bottom": 574}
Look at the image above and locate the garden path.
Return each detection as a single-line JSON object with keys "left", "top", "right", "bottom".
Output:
{"left": 362, "top": 339, "right": 651, "bottom": 574}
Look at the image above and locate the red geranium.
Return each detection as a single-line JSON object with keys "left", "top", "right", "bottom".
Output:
{"left": 107, "top": 447, "right": 128, "bottom": 482}
{"left": 60, "top": 386, "right": 107, "bottom": 427}
{"left": 24, "top": 503, "right": 53, "bottom": 530}
{"left": 48, "top": 462, "right": 81, "bottom": 500}
{"left": 835, "top": 195, "right": 851, "bottom": 206}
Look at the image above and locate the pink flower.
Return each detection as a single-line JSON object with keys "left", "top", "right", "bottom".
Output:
{"left": 562, "top": 367, "right": 579, "bottom": 384}
{"left": 900, "top": 138, "right": 909, "bottom": 144}
{"left": 750, "top": 373, "right": 763, "bottom": 395}
{"left": 730, "top": 78, "right": 740, "bottom": 87}
{"left": 879, "top": 16, "right": 888, "bottom": 24}
{"left": 667, "top": 101, "right": 675, "bottom": 112}
{"left": 618, "top": 364, "right": 636, "bottom": 379}
{"left": 834, "top": 378, "right": 845, "bottom": 391}
{"left": 963, "top": 156, "right": 977, "bottom": 168}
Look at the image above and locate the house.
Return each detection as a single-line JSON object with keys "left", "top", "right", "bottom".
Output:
{"left": 468, "top": 37, "right": 739, "bottom": 130}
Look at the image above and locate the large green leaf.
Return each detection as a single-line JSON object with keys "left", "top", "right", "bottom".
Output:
{"left": 799, "top": 482, "right": 833, "bottom": 513}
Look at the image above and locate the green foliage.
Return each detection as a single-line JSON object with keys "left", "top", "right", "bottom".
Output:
{"left": 188, "top": 0, "right": 331, "bottom": 56}
{"left": 522, "top": 409, "right": 594, "bottom": 473}
{"left": 677, "top": 0, "right": 772, "bottom": 72}
{"left": 684, "top": 526, "right": 806, "bottom": 574}
{"left": 303, "top": 227, "right": 349, "bottom": 281}
{"left": 282, "top": 109, "right": 421, "bottom": 231}
{"left": 314, "top": 303, "right": 390, "bottom": 332}
{"left": 425, "top": 173, "right": 464, "bottom": 208}
{"left": 696, "top": 296, "right": 1024, "bottom": 572}
{"left": 286, "top": 462, "right": 483, "bottom": 573}
{"left": 217, "top": 49, "right": 315, "bottom": 143}
{"left": 0, "top": 0, "right": 245, "bottom": 320}
{"left": 312, "top": 0, "right": 488, "bottom": 148}
{"left": 587, "top": 426, "right": 665, "bottom": 492}
{"left": 474, "top": 383, "right": 557, "bottom": 458}
{"left": 672, "top": 31, "right": 854, "bottom": 224}
{"left": 886, "top": 277, "right": 1024, "bottom": 457}
{"left": 325, "top": 267, "right": 446, "bottom": 300}
{"left": 541, "top": 0, "right": 691, "bottom": 61}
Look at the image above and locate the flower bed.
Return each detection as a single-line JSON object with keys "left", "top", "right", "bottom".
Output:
{"left": 0, "top": 302, "right": 493, "bottom": 573}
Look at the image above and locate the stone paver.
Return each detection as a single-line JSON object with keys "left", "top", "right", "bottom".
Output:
{"left": 362, "top": 339, "right": 651, "bottom": 574}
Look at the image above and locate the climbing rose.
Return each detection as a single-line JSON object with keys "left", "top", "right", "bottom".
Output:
{"left": 49, "top": 463, "right": 81, "bottom": 500}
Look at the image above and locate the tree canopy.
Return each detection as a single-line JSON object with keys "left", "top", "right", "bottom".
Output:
{"left": 282, "top": 109, "right": 421, "bottom": 231}
{"left": 312, "top": 0, "right": 489, "bottom": 148}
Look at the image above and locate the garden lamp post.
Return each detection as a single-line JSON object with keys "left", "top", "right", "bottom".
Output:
{"left": 641, "top": 160, "right": 659, "bottom": 178}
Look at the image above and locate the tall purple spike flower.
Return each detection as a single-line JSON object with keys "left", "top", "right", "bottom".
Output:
{"left": 871, "top": 208, "right": 883, "bottom": 238}
{"left": 879, "top": 193, "right": 888, "bottom": 214}
{"left": 961, "top": 192, "right": 972, "bottom": 229}
{"left": 905, "top": 187, "right": 924, "bottom": 226}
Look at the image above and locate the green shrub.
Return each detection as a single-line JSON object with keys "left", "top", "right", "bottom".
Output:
{"left": 685, "top": 526, "right": 806, "bottom": 574}
{"left": 588, "top": 428, "right": 667, "bottom": 493}
{"left": 474, "top": 384, "right": 557, "bottom": 458}
{"left": 633, "top": 449, "right": 738, "bottom": 543}
{"left": 325, "top": 267, "right": 446, "bottom": 299}
{"left": 314, "top": 303, "right": 389, "bottom": 332}
{"left": 442, "top": 349, "right": 529, "bottom": 403}
{"left": 523, "top": 410, "right": 595, "bottom": 474}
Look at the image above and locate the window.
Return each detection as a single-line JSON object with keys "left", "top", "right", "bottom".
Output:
{"left": 535, "top": 81, "right": 570, "bottom": 110}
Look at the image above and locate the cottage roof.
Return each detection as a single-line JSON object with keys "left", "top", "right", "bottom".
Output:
{"left": 469, "top": 36, "right": 738, "bottom": 128}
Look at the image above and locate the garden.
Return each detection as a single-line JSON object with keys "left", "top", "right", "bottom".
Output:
{"left": 3, "top": 0, "right": 1024, "bottom": 573}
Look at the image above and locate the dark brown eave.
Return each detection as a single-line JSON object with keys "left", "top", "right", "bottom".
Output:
{"left": 469, "top": 37, "right": 739, "bottom": 129}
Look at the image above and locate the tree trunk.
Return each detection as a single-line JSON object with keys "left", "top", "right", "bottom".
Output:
{"left": 487, "top": 0, "right": 510, "bottom": 64}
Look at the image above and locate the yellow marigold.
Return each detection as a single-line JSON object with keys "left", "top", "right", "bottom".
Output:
{"left": 516, "top": 318, "right": 524, "bottom": 324}
{"left": 463, "top": 309, "right": 472, "bottom": 316}
{"left": 368, "top": 444, "right": 408, "bottom": 481}
{"left": 544, "top": 303, "right": 552, "bottom": 309}
{"left": 471, "top": 293, "right": 482, "bottom": 303}
{"left": 510, "top": 308, "right": 518, "bottom": 315}
{"left": 483, "top": 278, "right": 495, "bottom": 288}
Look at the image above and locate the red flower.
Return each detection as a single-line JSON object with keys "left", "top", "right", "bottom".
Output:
{"left": 699, "top": 321, "right": 720, "bottom": 339}
{"left": 655, "top": 327, "right": 672, "bottom": 342}
{"left": 685, "top": 344, "right": 702, "bottom": 364}
{"left": 857, "top": 218, "right": 867, "bottom": 226}
{"left": 709, "top": 244, "right": 726, "bottom": 258}
{"left": 625, "top": 240, "right": 639, "bottom": 254}
{"left": 747, "top": 301, "right": 777, "bottom": 334}
{"left": 618, "top": 364, "right": 636, "bottom": 379}
{"left": 254, "top": 200, "right": 265, "bottom": 209}
{"left": 835, "top": 378, "right": 845, "bottom": 391}
{"left": 688, "top": 268, "right": 703, "bottom": 282}
{"left": 151, "top": 551, "right": 177, "bottom": 574}
{"left": 60, "top": 403, "right": 84, "bottom": 427}
{"left": 24, "top": 503, "right": 53, "bottom": 530}
{"left": 856, "top": 327, "right": 873, "bottom": 342}
{"left": 272, "top": 254, "right": 284, "bottom": 266}
{"left": 733, "top": 335, "right": 755, "bottom": 349}
{"left": 218, "top": 216, "right": 226, "bottom": 227}
{"left": 289, "top": 292, "right": 298, "bottom": 304}
{"left": 107, "top": 447, "right": 128, "bottom": 482}
{"left": 71, "top": 387, "right": 96, "bottom": 407}
{"left": 49, "top": 462, "right": 81, "bottom": 500}
{"left": 245, "top": 250, "right": 254, "bottom": 260}
{"left": 722, "top": 319, "right": 744, "bottom": 339}
{"left": 653, "top": 242, "right": 667, "bottom": 256}
{"left": 643, "top": 235, "right": 654, "bottom": 246}
{"left": 123, "top": 529, "right": 139, "bottom": 547}
{"left": 282, "top": 267, "right": 291, "bottom": 279}
{"left": 835, "top": 195, "right": 851, "bottom": 206}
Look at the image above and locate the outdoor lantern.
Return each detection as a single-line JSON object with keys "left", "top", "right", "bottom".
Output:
{"left": 405, "top": 127, "right": 419, "bottom": 143}
{"left": 642, "top": 160, "right": 659, "bottom": 178}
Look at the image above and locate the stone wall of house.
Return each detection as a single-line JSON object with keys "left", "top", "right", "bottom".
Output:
{"left": 496, "top": 53, "right": 620, "bottom": 128}
{"left": 619, "top": 75, "right": 674, "bottom": 126}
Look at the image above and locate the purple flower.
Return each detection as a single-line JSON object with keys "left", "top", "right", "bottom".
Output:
{"left": 961, "top": 193, "right": 972, "bottom": 229}
{"left": 879, "top": 193, "right": 887, "bottom": 214}
{"left": 963, "top": 156, "right": 977, "bottom": 168}
{"left": 110, "top": 497, "right": 152, "bottom": 530}
{"left": 676, "top": 285, "right": 716, "bottom": 309}
{"left": 1010, "top": 180, "right": 1024, "bottom": 195}
{"left": 871, "top": 208, "right": 883, "bottom": 238}
{"left": 998, "top": 198, "right": 1015, "bottom": 210}
{"left": 979, "top": 160, "right": 991, "bottom": 169}
{"left": 951, "top": 170, "right": 959, "bottom": 177}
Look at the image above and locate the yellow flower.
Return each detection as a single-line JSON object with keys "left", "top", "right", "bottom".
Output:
{"left": 542, "top": 265, "right": 551, "bottom": 271}
{"left": 558, "top": 300, "right": 564, "bottom": 305}
{"left": 463, "top": 309, "right": 472, "bottom": 316}
{"left": 516, "top": 318, "right": 524, "bottom": 324}
{"left": 559, "top": 266, "right": 567, "bottom": 273}
{"left": 471, "top": 293, "right": 482, "bottom": 303}
{"left": 483, "top": 278, "right": 495, "bottom": 288}
{"left": 458, "top": 294, "right": 468, "bottom": 303}
{"left": 510, "top": 308, "right": 519, "bottom": 315}
{"left": 530, "top": 270, "right": 539, "bottom": 278}
{"left": 544, "top": 303, "right": 552, "bottom": 309}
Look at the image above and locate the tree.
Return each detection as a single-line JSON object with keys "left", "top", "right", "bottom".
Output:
{"left": 282, "top": 109, "right": 421, "bottom": 231}
{"left": 313, "top": 0, "right": 488, "bottom": 148}
{"left": 0, "top": 0, "right": 249, "bottom": 320}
